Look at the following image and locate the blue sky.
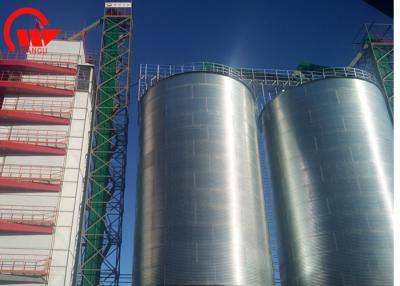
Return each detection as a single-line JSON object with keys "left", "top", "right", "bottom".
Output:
{"left": 0, "top": 0, "right": 392, "bottom": 279}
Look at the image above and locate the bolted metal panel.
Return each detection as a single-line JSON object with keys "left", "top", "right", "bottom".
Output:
{"left": 260, "top": 78, "right": 393, "bottom": 286}
{"left": 135, "top": 72, "right": 274, "bottom": 286}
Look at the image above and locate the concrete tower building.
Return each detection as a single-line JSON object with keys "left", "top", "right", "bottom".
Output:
{"left": 0, "top": 40, "right": 94, "bottom": 285}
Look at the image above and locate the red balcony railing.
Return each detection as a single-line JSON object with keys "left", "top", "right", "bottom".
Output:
{"left": 0, "top": 71, "right": 76, "bottom": 91}
{"left": 1, "top": 98, "right": 73, "bottom": 119}
{"left": 0, "top": 205, "right": 56, "bottom": 226}
{"left": 0, "top": 206, "right": 56, "bottom": 234}
{"left": 0, "top": 165, "right": 63, "bottom": 192}
{"left": 1, "top": 51, "right": 81, "bottom": 68}
{"left": 0, "top": 128, "right": 68, "bottom": 149}
{"left": 0, "top": 60, "right": 77, "bottom": 76}
{"left": 0, "top": 254, "right": 50, "bottom": 276}
{"left": 1, "top": 50, "right": 96, "bottom": 66}
{"left": 0, "top": 128, "right": 68, "bottom": 155}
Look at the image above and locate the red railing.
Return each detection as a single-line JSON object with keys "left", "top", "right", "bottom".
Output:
{"left": 1, "top": 51, "right": 81, "bottom": 67}
{"left": 1, "top": 50, "right": 96, "bottom": 66}
{"left": 0, "top": 128, "right": 68, "bottom": 149}
{"left": 0, "top": 254, "right": 50, "bottom": 276}
{"left": 1, "top": 98, "right": 73, "bottom": 119}
{"left": 0, "top": 205, "right": 56, "bottom": 226}
{"left": 0, "top": 164, "right": 63, "bottom": 185}
{"left": 0, "top": 71, "right": 77, "bottom": 91}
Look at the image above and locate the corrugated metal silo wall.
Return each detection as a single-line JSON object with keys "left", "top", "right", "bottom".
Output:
{"left": 135, "top": 72, "right": 275, "bottom": 285}
{"left": 260, "top": 78, "right": 393, "bottom": 286}
{"left": 257, "top": 128, "right": 281, "bottom": 285}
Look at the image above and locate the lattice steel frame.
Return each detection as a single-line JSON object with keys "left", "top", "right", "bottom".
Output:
{"left": 74, "top": 2, "right": 132, "bottom": 286}
{"left": 350, "top": 23, "right": 393, "bottom": 115}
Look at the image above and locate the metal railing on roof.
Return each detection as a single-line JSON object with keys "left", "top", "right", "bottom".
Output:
{"left": 138, "top": 62, "right": 377, "bottom": 100}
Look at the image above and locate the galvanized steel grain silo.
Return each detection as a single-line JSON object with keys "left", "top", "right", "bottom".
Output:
{"left": 260, "top": 77, "right": 393, "bottom": 286}
{"left": 135, "top": 72, "right": 275, "bottom": 285}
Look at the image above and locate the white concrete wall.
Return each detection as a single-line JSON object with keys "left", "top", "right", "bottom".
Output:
{"left": 48, "top": 88, "right": 93, "bottom": 286}
{"left": 0, "top": 41, "right": 94, "bottom": 286}
{"left": 27, "top": 40, "right": 87, "bottom": 65}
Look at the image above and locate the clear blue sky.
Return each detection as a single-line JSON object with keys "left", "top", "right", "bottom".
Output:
{"left": 0, "top": 0, "right": 392, "bottom": 279}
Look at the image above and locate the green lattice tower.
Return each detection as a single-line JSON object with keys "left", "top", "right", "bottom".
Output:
{"left": 369, "top": 41, "right": 394, "bottom": 112}
{"left": 351, "top": 23, "right": 393, "bottom": 115}
{"left": 76, "top": 2, "right": 132, "bottom": 286}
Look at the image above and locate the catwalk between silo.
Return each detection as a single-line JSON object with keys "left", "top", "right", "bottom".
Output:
{"left": 260, "top": 78, "right": 393, "bottom": 286}
{"left": 135, "top": 72, "right": 275, "bottom": 285}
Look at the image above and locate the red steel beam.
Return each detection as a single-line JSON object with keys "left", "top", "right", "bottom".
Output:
{"left": 0, "top": 140, "right": 65, "bottom": 155}
{"left": 0, "top": 60, "right": 77, "bottom": 75}
{"left": 0, "top": 81, "right": 74, "bottom": 96}
{"left": 0, "top": 110, "right": 70, "bottom": 125}
{"left": 0, "top": 220, "right": 53, "bottom": 234}
{"left": 0, "top": 178, "right": 60, "bottom": 192}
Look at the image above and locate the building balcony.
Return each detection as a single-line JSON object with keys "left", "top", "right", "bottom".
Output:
{"left": 0, "top": 59, "right": 77, "bottom": 75}
{"left": 0, "top": 254, "right": 50, "bottom": 283}
{"left": 0, "top": 98, "right": 72, "bottom": 125}
{"left": 0, "top": 128, "right": 68, "bottom": 155}
{"left": 0, "top": 165, "right": 63, "bottom": 192}
{"left": 1, "top": 51, "right": 82, "bottom": 69}
{"left": 0, "top": 206, "right": 56, "bottom": 234}
{"left": 0, "top": 71, "right": 76, "bottom": 97}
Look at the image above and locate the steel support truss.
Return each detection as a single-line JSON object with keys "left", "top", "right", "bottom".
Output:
{"left": 350, "top": 23, "right": 393, "bottom": 116}
{"left": 75, "top": 3, "right": 132, "bottom": 286}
